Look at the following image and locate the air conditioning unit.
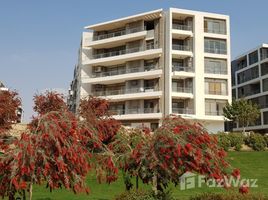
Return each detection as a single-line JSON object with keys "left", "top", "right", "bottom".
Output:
{"left": 94, "top": 66, "right": 102, "bottom": 73}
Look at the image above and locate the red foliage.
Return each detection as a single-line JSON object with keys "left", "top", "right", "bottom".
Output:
{"left": 0, "top": 90, "right": 21, "bottom": 134}
{"left": 124, "top": 116, "right": 238, "bottom": 190}
{"left": 79, "top": 96, "right": 121, "bottom": 144}
{"left": 239, "top": 182, "right": 249, "bottom": 194}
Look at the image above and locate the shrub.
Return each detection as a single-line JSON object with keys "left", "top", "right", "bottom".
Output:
{"left": 216, "top": 133, "right": 231, "bottom": 151}
{"left": 264, "top": 135, "right": 268, "bottom": 148}
{"left": 247, "top": 133, "right": 266, "bottom": 151}
{"left": 190, "top": 193, "right": 268, "bottom": 200}
{"left": 228, "top": 132, "right": 244, "bottom": 151}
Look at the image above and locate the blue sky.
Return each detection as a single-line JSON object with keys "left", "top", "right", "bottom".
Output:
{"left": 0, "top": 0, "right": 267, "bottom": 122}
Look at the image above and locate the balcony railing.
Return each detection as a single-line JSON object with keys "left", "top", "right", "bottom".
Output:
{"left": 205, "top": 110, "right": 223, "bottom": 116}
{"left": 172, "top": 86, "right": 193, "bottom": 93}
{"left": 93, "top": 43, "right": 157, "bottom": 59}
{"left": 172, "top": 44, "right": 191, "bottom": 51}
{"left": 172, "top": 108, "right": 194, "bottom": 114}
{"left": 205, "top": 67, "right": 227, "bottom": 75}
{"left": 93, "top": 86, "right": 159, "bottom": 96}
{"left": 93, "top": 27, "right": 143, "bottom": 41}
{"left": 172, "top": 24, "right": 192, "bottom": 31}
{"left": 205, "top": 90, "right": 227, "bottom": 95}
{"left": 205, "top": 47, "right": 227, "bottom": 55}
{"left": 91, "top": 65, "right": 159, "bottom": 78}
{"left": 204, "top": 28, "right": 226, "bottom": 35}
{"left": 109, "top": 107, "right": 160, "bottom": 115}
{"left": 172, "top": 65, "right": 194, "bottom": 72}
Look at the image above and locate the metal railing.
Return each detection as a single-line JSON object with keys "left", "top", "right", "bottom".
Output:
{"left": 172, "top": 44, "right": 191, "bottom": 51}
{"left": 205, "top": 67, "right": 227, "bottom": 74}
{"left": 93, "top": 43, "right": 156, "bottom": 59}
{"left": 93, "top": 27, "right": 143, "bottom": 41}
{"left": 205, "top": 90, "right": 227, "bottom": 95}
{"left": 109, "top": 107, "right": 159, "bottom": 115}
{"left": 172, "top": 86, "right": 193, "bottom": 93}
{"left": 205, "top": 110, "right": 224, "bottom": 116}
{"left": 93, "top": 86, "right": 159, "bottom": 96}
{"left": 172, "top": 108, "right": 194, "bottom": 114}
{"left": 91, "top": 65, "right": 159, "bottom": 78}
{"left": 205, "top": 47, "right": 227, "bottom": 55}
{"left": 204, "top": 28, "right": 226, "bottom": 35}
{"left": 172, "top": 24, "right": 192, "bottom": 31}
{"left": 172, "top": 65, "right": 194, "bottom": 72}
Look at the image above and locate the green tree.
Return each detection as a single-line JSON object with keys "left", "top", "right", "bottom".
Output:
{"left": 223, "top": 99, "right": 260, "bottom": 134}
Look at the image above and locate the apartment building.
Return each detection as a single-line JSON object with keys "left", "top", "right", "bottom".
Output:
{"left": 232, "top": 44, "right": 268, "bottom": 133}
{"left": 0, "top": 81, "right": 22, "bottom": 122}
{"left": 71, "top": 8, "right": 231, "bottom": 133}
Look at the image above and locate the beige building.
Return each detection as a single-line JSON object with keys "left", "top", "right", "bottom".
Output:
{"left": 71, "top": 8, "right": 231, "bottom": 133}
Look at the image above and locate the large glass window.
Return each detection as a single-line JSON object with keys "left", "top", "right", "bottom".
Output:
{"left": 204, "top": 38, "right": 227, "bottom": 54}
{"left": 237, "top": 66, "right": 259, "bottom": 84}
{"left": 249, "top": 50, "right": 258, "bottom": 65}
{"left": 205, "top": 99, "right": 227, "bottom": 116}
{"left": 264, "top": 112, "right": 268, "bottom": 125}
{"left": 263, "top": 78, "right": 268, "bottom": 92}
{"left": 260, "top": 48, "right": 268, "bottom": 60}
{"left": 205, "top": 58, "right": 227, "bottom": 74}
{"left": 261, "top": 62, "right": 268, "bottom": 76}
{"left": 205, "top": 78, "right": 228, "bottom": 95}
{"left": 204, "top": 18, "right": 226, "bottom": 34}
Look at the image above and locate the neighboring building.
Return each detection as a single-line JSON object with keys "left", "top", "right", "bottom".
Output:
{"left": 70, "top": 8, "right": 231, "bottom": 132}
{"left": 232, "top": 44, "right": 268, "bottom": 133}
{"left": 68, "top": 44, "right": 82, "bottom": 113}
{"left": 0, "top": 81, "right": 23, "bottom": 123}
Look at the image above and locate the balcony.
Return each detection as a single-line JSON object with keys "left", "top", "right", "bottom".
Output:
{"left": 172, "top": 65, "right": 194, "bottom": 72}
{"left": 204, "top": 47, "right": 227, "bottom": 55}
{"left": 172, "top": 107, "right": 194, "bottom": 115}
{"left": 172, "top": 86, "right": 193, "bottom": 99}
{"left": 110, "top": 108, "right": 162, "bottom": 120}
{"left": 205, "top": 67, "right": 227, "bottom": 75}
{"left": 261, "top": 53, "right": 268, "bottom": 60}
{"left": 172, "top": 44, "right": 191, "bottom": 51}
{"left": 205, "top": 90, "right": 227, "bottom": 96}
{"left": 204, "top": 28, "right": 226, "bottom": 35}
{"left": 173, "top": 86, "right": 193, "bottom": 93}
{"left": 85, "top": 44, "right": 162, "bottom": 66}
{"left": 172, "top": 24, "right": 192, "bottom": 31}
{"left": 92, "top": 65, "right": 159, "bottom": 78}
{"left": 205, "top": 110, "right": 223, "bottom": 116}
{"left": 92, "top": 87, "right": 162, "bottom": 101}
{"left": 93, "top": 27, "right": 143, "bottom": 41}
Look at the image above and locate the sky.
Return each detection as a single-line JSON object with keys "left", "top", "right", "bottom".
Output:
{"left": 0, "top": 0, "right": 268, "bottom": 122}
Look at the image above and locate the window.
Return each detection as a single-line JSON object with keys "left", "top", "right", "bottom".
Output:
{"left": 263, "top": 78, "right": 268, "bottom": 92}
{"left": 249, "top": 50, "right": 258, "bottom": 65}
{"left": 205, "top": 78, "right": 228, "bottom": 95}
{"left": 205, "top": 99, "right": 227, "bottom": 115}
{"left": 204, "top": 38, "right": 227, "bottom": 54}
{"left": 237, "top": 66, "right": 259, "bottom": 84}
{"left": 261, "top": 62, "right": 268, "bottom": 76}
{"left": 260, "top": 48, "right": 268, "bottom": 60}
{"left": 204, "top": 18, "right": 226, "bottom": 34}
{"left": 264, "top": 112, "right": 268, "bottom": 125}
{"left": 205, "top": 58, "right": 227, "bottom": 74}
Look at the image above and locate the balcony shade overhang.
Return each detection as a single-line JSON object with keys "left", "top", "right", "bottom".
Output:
{"left": 84, "top": 9, "right": 163, "bottom": 31}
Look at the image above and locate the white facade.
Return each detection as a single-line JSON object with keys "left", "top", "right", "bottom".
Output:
{"left": 232, "top": 44, "right": 268, "bottom": 133}
{"left": 76, "top": 8, "right": 231, "bottom": 133}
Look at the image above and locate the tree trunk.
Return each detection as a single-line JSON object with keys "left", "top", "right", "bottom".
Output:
{"left": 135, "top": 176, "right": 139, "bottom": 190}
{"left": 29, "top": 182, "right": 33, "bottom": 200}
{"left": 23, "top": 189, "right": 26, "bottom": 200}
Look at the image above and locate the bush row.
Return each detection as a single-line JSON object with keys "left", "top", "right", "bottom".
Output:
{"left": 114, "top": 190, "right": 268, "bottom": 200}
{"left": 216, "top": 132, "right": 268, "bottom": 151}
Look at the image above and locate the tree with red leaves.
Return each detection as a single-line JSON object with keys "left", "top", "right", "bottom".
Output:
{"left": 0, "top": 90, "right": 21, "bottom": 134}
{"left": 115, "top": 116, "right": 240, "bottom": 194}
{"left": 79, "top": 96, "right": 121, "bottom": 144}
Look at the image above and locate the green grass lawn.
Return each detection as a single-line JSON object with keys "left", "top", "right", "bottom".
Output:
{"left": 27, "top": 151, "right": 268, "bottom": 200}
